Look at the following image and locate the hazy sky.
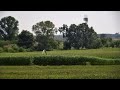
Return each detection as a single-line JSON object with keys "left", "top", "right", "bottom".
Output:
{"left": 0, "top": 11, "right": 120, "bottom": 34}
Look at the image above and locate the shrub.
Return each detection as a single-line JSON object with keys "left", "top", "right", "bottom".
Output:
{"left": 7, "top": 47, "right": 15, "bottom": 53}
{"left": 0, "top": 47, "right": 4, "bottom": 53}
{"left": 26, "top": 48, "right": 33, "bottom": 52}
{"left": 19, "top": 47, "right": 25, "bottom": 52}
{"left": 0, "top": 56, "right": 120, "bottom": 66}
{"left": 0, "top": 57, "right": 31, "bottom": 65}
{"left": 33, "top": 56, "right": 120, "bottom": 65}
{"left": 0, "top": 40, "right": 11, "bottom": 47}
{"left": 11, "top": 44, "right": 19, "bottom": 52}
{"left": 3, "top": 44, "right": 19, "bottom": 52}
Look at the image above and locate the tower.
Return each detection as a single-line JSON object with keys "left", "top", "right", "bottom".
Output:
{"left": 83, "top": 15, "right": 88, "bottom": 23}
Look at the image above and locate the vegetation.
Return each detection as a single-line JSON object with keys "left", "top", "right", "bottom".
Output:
{"left": 17, "top": 30, "right": 34, "bottom": 48}
{"left": 0, "top": 65, "right": 120, "bottom": 79}
{"left": 58, "top": 23, "right": 100, "bottom": 49}
{"left": 0, "top": 16, "right": 19, "bottom": 40}
{"left": 0, "top": 48, "right": 119, "bottom": 58}
{"left": 0, "top": 15, "right": 120, "bottom": 79}
{"left": 33, "top": 56, "right": 120, "bottom": 65}
{"left": 32, "top": 21, "right": 58, "bottom": 51}
{"left": 0, "top": 48, "right": 119, "bottom": 65}
{"left": 0, "top": 57, "right": 31, "bottom": 65}
{"left": 0, "top": 16, "right": 120, "bottom": 52}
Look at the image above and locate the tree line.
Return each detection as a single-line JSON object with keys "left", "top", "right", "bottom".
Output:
{"left": 0, "top": 16, "right": 120, "bottom": 52}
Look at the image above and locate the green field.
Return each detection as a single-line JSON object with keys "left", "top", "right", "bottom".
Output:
{"left": 0, "top": 48, "right": 120, "bottom": 59}
{"left": 0, "top": 48, "right": 120, "bottom": 79}
{"left": 0, "top": 65, "right": 120, "bottom": 79}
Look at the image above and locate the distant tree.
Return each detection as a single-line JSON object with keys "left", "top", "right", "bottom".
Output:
{"left": 0, "top": 16, "right": 19, "bottom": 40}
{"left": 113, "top": 40, "right": 120, "bottom": 48}
{"left": 59, "top": 23, "right": 99, "bottom": 49}
{"left": 32, "top": 21, "right": 56, "bottom": 37}
{"left": 18, "top": 30, "right": 34, "bottom": 48}
{"left": 58, "top": 24, "right": 70, "bottom": 49}
{"left": 100, "top": 34, "right": 106, "bottom": 39}
{"left": 32, "top": 21, "right": 57, "bottom": 50}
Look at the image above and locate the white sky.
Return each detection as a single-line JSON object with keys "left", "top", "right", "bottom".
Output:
{"left": 0, "top": 11, "right": 120, "bottom": 34}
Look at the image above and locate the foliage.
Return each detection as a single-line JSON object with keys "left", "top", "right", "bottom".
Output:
{"left": 2, "top": 44, "right": 19, "bottom": 53}
{"left": 19, "top": 47, "right": 25, "bottom": 52}
{"left": 113, "top": 40, "right": 120, "bottom": 48}
{"left": 0, "top": 57, "right": 31, "bottom": 65}
{"left": 0, "top": 48, "right": 120, "bottom": 65}
{"left": 0, "top": 47, "right": 3, "bottom": 53}
{"left": 33, "top": 56, "right": 120, "bottom": 65}
{"left": 11, "top": 44, "right": 19, "bottom": 51}
{"left": 18, "top": 30, "right": 34, "bottom": 48}
{"left": 32, "top": 21, "right": 58, "bottom": 51}
{"left": 32, "top": 21, "right": 56, "bottom": 37}
{"left": 7, "top": 47, "right": 15, "bottom": 53}
{"left": 58, "top": 23, "right": 99, "bottom": 49}
{"left": 0, "top": 40, "right": 13, "bottom": 47}
{"left": 0, "top": 16, "right": 19, "bottom": 40}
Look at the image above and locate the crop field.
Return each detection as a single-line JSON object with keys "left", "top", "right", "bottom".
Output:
{"left": 0, "top": 48, "right": 120, "bottom": 79}
{"left": 0, "top": 65, "right": 120, "bottom": 79}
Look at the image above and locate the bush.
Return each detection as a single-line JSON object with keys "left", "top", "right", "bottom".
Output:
{"left": 0, "top": 55, "right": 120, "bottom": 65}
{"left": 26, "top": 48, "right": 33, "bottom": 52}
{"left": 7, "top": 48, "right": 15, "bottom": 53}
{"left": 11, "top": 44, "right": 19, "bottom": 52}
{"left": 0, "top": 40, "right": 11, "bottom": 47}
{"left": 3, "top": 44, "right": 19, "bottom": 53}
{"left": 19, "top": 47, "right": 25, "bottom": 52}
{"left": 3, "top": 45, "right": 11, "bottom": 52}
{"left": 33, "top": 56, "right": 120, "bottom": 65}
{"left": 0, "top": 57, "right": 31, "bottom": 65}
{"left": 0, "top": 47, "right": 4, "bottom": 53}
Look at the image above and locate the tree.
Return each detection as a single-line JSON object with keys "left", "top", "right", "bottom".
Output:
{"left": 32, "top": 21, "right": 57, "bottom": 50}
{"left": 17, "top": 30, "right": 34, "bottom": 48}
{"left": 0, "top": 16, "right": 19, "bottom": 40}
{"left": 32, "top": 21, "right": 56, "bottom": 37}
{"left": 58, "top": 24, "right": 70, "bottom": 49}
{"left": 59, "top": 23, "right": 99, "bottom": 49}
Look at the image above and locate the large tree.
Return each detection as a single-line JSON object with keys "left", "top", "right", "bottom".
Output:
{"left": 32, "top": 21, "right": 57, "bottom": 50}
{"left": 32, "top": 21, "right": 56, "bottom": 37}
{"left": 59, "top": 23, "right": 99, "bottom": 49}
{"left": 0, "top": 16, "right": 19, "bottom": 40}
{"left": 17, "top": 30, "right": 34, "bottom": 48}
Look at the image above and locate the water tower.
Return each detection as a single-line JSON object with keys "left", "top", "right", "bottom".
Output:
{"left": 83, "top": 15, "right": 88, "bottom": 23}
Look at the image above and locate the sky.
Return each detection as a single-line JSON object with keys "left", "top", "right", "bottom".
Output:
{"left": 0, "top": 11, "right": 120, "bottom": 34}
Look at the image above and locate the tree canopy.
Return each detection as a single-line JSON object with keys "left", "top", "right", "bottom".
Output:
{"left": 59, "top": 23, "right": 99, "bottom": 49}
{"left": 32, "top": 21, "right": 57, "bottom": 50}
{"left": 0, "top": 16, "right": 19, "bottom": 40}
{"left": 17, "top": 30, "right": 34, "bottom": 48}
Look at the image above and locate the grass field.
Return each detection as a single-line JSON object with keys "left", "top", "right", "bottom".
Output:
{"left": 0, "top": 48, "right": 120, "bottom": 79}
{"left": 0, "top": 48, "right": 120, "bottom": 59}
{"left": 0, "top": 65, "right": 120, "bottom": 79}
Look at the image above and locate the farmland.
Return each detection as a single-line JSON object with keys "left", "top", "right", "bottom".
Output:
{"left": 0, "top": 48, "right": 120, "bottom": 79}
{"left": 0, "top": 65, "right": 120, "bottom": 79}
